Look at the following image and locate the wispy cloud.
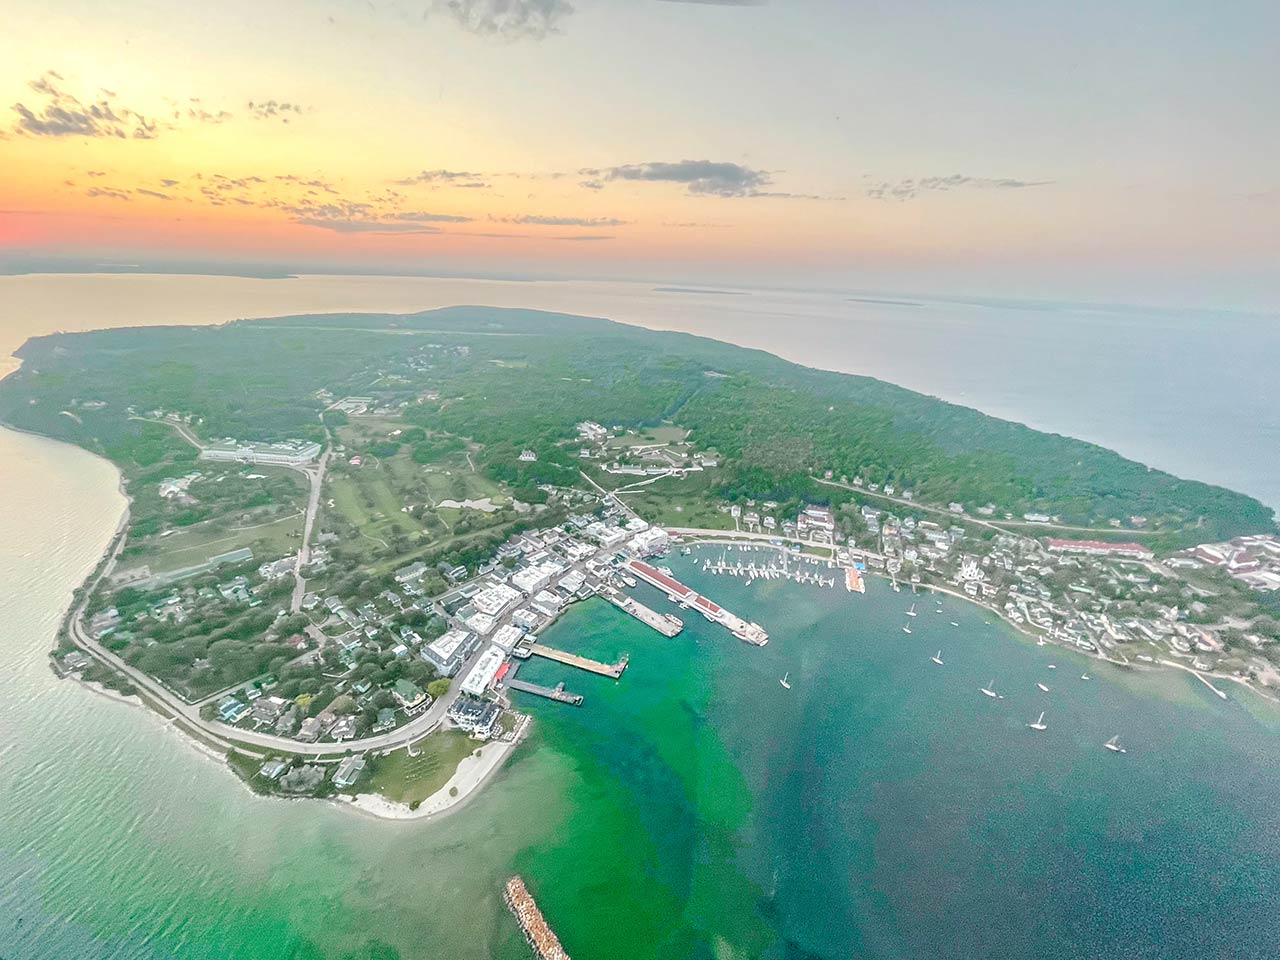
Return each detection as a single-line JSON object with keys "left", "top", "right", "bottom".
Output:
{"left": 293, "top": 218, "right": 444, "bottom": 234}
{"left": 136, "top": 188, "right": 174, "bottom": 200}
{"left": 552, "top": 234, "right": 614, "bottom": 241}
{"left": 247, "top": 99, "right": 306, "bottom": 122}
{"left": 430, "top": 0, "right": 575, "bottom": 40}
{"left": 498, "top": 214, "right": 628, "bottom": 226}
{"left": 85, "top": 186, "right": 131, "bottom": 201}
{"left": 393, "top": 168, "right": 491, "bottom": 188}
{"left": 11, "top": 72, "right": 160, "bottom": 139}
{"left": 865, "top": 174, "right": 1054, "bottom": 201}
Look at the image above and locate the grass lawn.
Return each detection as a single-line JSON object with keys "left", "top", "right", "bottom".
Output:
{"left": 130, "top": 510, "right": 305, "bottom": 573}
{"left": 363, "top": 731, "right": 480, "bottom": 806}
{"left": 605, "top": 424, "right": 690, "bottom": 449}
{"left": 614, "top": 472, "right": 729, "bottom": 528}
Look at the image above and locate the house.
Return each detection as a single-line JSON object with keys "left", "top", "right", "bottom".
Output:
{"left": 519, "top": 449, "right": 538, "bottom": 462}
{"left": 392, "top": 678, "right": 430, "bottom": 716}
{"left": 217, "top": 696, "right": 249, "bottom": 724}
{"left": 258, "top": 759, "right": 290, "bottom": 781}
{"left": 394, "top": 561, "right": 428, "bottom": 584}
{"left": 373, "top": 707, "right": 397, "bottom": 732}
{"left": 421, "top": 628, "right": 475, "bottom": 676}
{"left": 332, "top": 755, "right": 366, "bottom": 789}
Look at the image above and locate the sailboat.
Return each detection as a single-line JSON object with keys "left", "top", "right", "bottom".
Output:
{"left": 1036, "top": 636, "right": 1046, "bottom": 646}
{"left": 980, "top": 680, "right": 998, "bottom": 698}
{"left": 902, "top": 624, "right": 912, "bottom": 634}
{"left": 1047, "top": 664, "right": 1057, "bottom": 669}
{"left": 931, "top": 650, "right": 944, "bottom": 666}
{"left": 1036, "top": 682, "right": 1050, "bottom": 692}
{"left": 906, "top": 604, "right": 918, "bottom": 618}
{"left": 1027, "top": 712, "right": 1048, "bottom": 731}
{"left": 1080, "top": 672, "right": 1091, "bottom": 681}
{"left": 950, "top": 621, "right": 959, "bottom": 627}
{"left": 779, "top": 672, "right": 791, "bottom": 690}
{"left": 1104, "top": 736, "right": 1126, "bottom": 754}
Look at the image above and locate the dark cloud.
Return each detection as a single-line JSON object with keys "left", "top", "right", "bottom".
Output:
{"left": 431, "top": 0, "right": 575, "bottom": 40}
{"left": 393, "top": 169, "right": 491, "bottom": 188}
{"left": 11, "top": 72, "right": 160, "bottom": 139}
{"left": 865, "top": 174, "right": 1054, "bottom": 201}
{"left": 498, "top": 214, "right": 628, "bottom": 226}
{"left": 247, "top": 99, "right": 306, "bottom": 122}
{"left": 159, "top": 178, "right": 180, "bottom": 187}
{"left": 586, "top": 160, "right": 772, "bottom": 198}
{"left": 136, "top": 188, "right": 173, "bottom": 200}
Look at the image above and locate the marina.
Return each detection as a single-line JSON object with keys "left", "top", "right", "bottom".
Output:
{"left": 504, "top": 875, "right": 571, "bottom": 960}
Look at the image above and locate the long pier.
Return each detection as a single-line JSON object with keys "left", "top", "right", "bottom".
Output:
{"left": 528, "top": 643, "right": 629, "bottom": 678}
{"left": 605, "top": 590, "right": 683, "bottom": 637}
{"left": 624, "top": 559, "right": 768, "bottom": 646}
{"left": 504, "top": 875, "right": 571, "bottom": 960}
{"left": 506, "top": 678, "right": 584, "bottom": 705}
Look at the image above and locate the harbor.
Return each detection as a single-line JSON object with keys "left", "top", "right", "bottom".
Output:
{"left": 699, "top": 546, "right": 840, "bottom": 589}
{"left": 504, "top": 875, "right": 571, "bottom": 960}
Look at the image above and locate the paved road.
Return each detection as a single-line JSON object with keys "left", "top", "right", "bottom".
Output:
{"left": 290, "top": 444, "right": 330, "bottom": 613}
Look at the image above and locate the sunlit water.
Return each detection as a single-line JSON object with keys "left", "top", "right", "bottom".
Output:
{"left": 2, "top": 429, "right": 1277, "bottom": 958}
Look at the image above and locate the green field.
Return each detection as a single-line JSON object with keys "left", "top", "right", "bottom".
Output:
{"left": 362, "top": 731, "right": 480, "bottom": 805}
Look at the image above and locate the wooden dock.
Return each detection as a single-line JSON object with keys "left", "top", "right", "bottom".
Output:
{"left": 528, "top": 643, "right": 628, "bottom": 678}
{"left": 507, "top": 678, "right": 584, "bottom": 705}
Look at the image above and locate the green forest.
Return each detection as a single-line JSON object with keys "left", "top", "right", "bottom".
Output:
{"left": 1, "top": 305, "right": 1273, "bottom": 546}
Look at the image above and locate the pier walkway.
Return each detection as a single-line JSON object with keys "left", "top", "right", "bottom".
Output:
{"left": 506, "top": 678, "right": 584, "bottom": 705}
{"left": 528, "top": 643, "right": 629, "bottom": 678}
{"left": 605, "top": 590, "right": 683, "bottom": 636}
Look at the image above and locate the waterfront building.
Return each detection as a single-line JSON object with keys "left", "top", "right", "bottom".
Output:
{"left": 462, "top": 644, "right": 507, "bottom": 697}
{"left": 448, "top": 697, "right": 502, "bottom": 738}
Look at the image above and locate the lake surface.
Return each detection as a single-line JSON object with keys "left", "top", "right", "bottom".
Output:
{"left": 2, "top": 427, "right": 1277, "bottom": 958}
{"left": 2, "top": 273, "right": 1277, "bottom": 510}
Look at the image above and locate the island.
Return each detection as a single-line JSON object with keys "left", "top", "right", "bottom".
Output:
{"left": 2, "top": 305, "right": 1277, "bottom": 809}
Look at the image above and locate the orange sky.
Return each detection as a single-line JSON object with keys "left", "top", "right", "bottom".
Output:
{"left": 1, "top": 1, "right": 1276, "bottom": 306}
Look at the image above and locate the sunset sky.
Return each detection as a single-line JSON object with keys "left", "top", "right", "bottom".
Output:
{"left": 2, "top": 0, "right": 1277, "bottom": 307}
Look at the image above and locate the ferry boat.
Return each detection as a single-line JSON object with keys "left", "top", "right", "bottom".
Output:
{"left": 844, "top": 567, "right": 865, "bottom": 593}
{"left": 1027, "top": 712, "right": 1048, "bottom": 731}
{"left": 622, "top": 574, "right": 637, "bottom": 588}
{"left": 779, "top": 672, "right": 791, "bottom": 690}
{"left": 1036, "top": 682, "right": 1050, "bottom": 692}
{"left": 980, "top": 680, "right": 998, "bottom": 698}
{"left": 1104, "top": 736, "right": 1127, "bottom": 754}
{"left": 930, "top": 650, "right": 944, "bottom": 665}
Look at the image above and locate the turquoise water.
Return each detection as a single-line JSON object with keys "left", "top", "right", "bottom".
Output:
{"left": 2, "top": 427, "right": 1279, "bottom": 958}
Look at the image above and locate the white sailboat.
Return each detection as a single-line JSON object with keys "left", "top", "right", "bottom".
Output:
{"left": 902, "top": 624, "right": 912, "bottom": 634}
{"left": 1047, "top": 664, "right": 1057, "bottom": 669}
{"left": 779, "top": 672, "right": 791, "bottom": 690}
{"left": 1027, "top": 712, "right": 1048, "bottom": 731}
{"left": 1104, "top": 735, "right": 1126, "bottom": 754}
{"left": 980, "top": 680, "right": 998, "bottom": 698}
{"left": 931, "top": 650, "right": 944, "bottom": 666}
{"left": 906, "top": 603, "right": 918, "bottom": 618}
{"left": 1036, "top": 682, "right": 1050, "bottom": 692}
{"left": 1080, "top": 672, "right": 1091, "bottom": 680}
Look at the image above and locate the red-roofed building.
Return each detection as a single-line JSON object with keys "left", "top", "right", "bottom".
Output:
{"left": 1045, "top": 538, "right": 1154, "bottom": 560}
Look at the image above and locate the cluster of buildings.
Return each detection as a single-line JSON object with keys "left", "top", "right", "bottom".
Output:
{"left": 1184, "top": 534, "right": 1280, "bottom": 591}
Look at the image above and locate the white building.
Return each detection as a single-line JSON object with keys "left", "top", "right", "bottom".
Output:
{"left": 461, "top": 644, "right": 507, "bottom": 697}
{"left": 421, "top": 628, "right": 474, "bottom": 676}
{"left": 200, "top": 439, "right": 321, "bottom": 466}
{"left": 491, "top": 623, "right": 524, "bottom": 652}
{"left": 511, "top": 562, "right": 559, "bottom": 595}
{"left": 626, "top": 527, "right": 669, "bottom": 557}
{"left": 471, "top": 582, "right": 522, "bottom": 616}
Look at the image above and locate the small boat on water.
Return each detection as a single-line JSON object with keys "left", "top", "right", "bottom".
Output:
{"left": 1080, "top": 673, "right": 1091, "bottom": 680}
{"left": 1047, "top": 664, "right": 1057, "bottom": 670}
{"left": 902, "top": 625, "right": 912, "bottom": 634}
{"left": 906, "top": 604, "right": 918, "bottom": 618}
{"left": 779, "top": 672, "right": 791, "bottom": 690}
{"left": 1036, "top": 637, "right": 1046, "bottom": 647}
{"left": 931, "top": 650, "right": 944, "bottom": 666}
{"left": 950, "top": 621, "right": 959, "bottom": 627}
{"left": 1104, "top": 735, "right": 1127, "bottom": 754}
{"left": 1027, "top": 712, "right": 1048, "bottom": 731}
{"left": 980, "top": 680, "right": 998, "bottom": 698}
{"left": 1036, "top": 682, "right": 1050, "bottom": 692}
